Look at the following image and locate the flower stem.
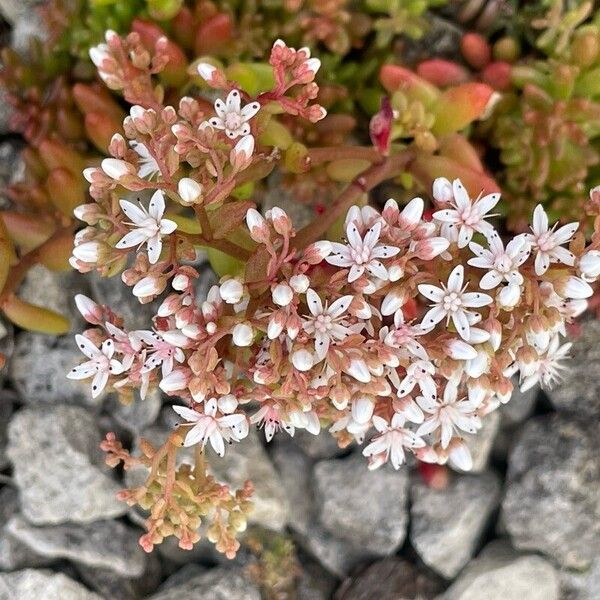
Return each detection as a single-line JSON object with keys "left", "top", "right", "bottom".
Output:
{"left": 293, "top": 149, "right": 415, "bottom": 249}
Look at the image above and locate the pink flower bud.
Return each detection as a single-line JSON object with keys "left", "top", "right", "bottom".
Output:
{"left": 159, "top": 368, "right": 190, "bottom": 393}
{"left": 232, "top": 322, "right": 254, "bottom": 346}
{"left": 246, "top": 208, "right": 270, "bottom": 243}
{"left": 268, "top": 311, "right": 286, "bottom": 339}
{"left": 272, "top": 283, "right": 293, "bottom": 307}
{"left": 133, "top": 276, "right": 165, "bottom": 298}
{"left": 344, "top": 358, "right": 371, "bottom": 383}
{"left": 412, "top": 237, "right": 450, "bottom": 260}
{"left": 178, "top": 178, "right": 203, "bottom": 205}
{"left": 382, "top": 198, "right": 399, "bottom": 223}
{"left": 101, "top": 158, "right": 134, "bottom": 181}
{"left": 303, "top": 241, "right": 332, "bottom": 264}
{"left": 72, "top": 241, "right": 103, "bottom": 263}
{"left": 172, "top": 274, "right": 190, "bottom": 291}
{"left": 448, "top": 439, "right": 472, "bottom": 471}
{"left": 291, "top": 348, "right": 314, "bottom": 372}
{"left": 289, "top": 274, "right": 309, "bottom": 293}
{"left": 398, "top": 197, "right": 424, "bottom": 230}
{"left": 381, "top": 289, "right": 406, "bottom": 316}
{"left": 432, "top": 177, "right": 453, "bottom": 204}
{"left": 230, "top": 135, "right": 255, "bottom": 171}
{"left": 74, "top": 294, "right": 103, "bottom": 324}
{"left": 220, "top": 279, "right": 244, "bottom": 304}
{"left": 218, "top": 394, "right": 238, "bottom": 414}
{"left": 561, "top": 276, "right": 593, "bottom": 299}
{"left": 445, "top": 339, "right": 477, "bottom": 360}
{"left": 266, "top": 206, "right": 292, "bottom": 236}
{"left": 73, "top": 203, "right": 101, "bottom": 224}
{"left": 579, "top": 250, "right": 600, "bottom": 281}
{"left": 369, "top": 97, "right": 393, "bottom": 156}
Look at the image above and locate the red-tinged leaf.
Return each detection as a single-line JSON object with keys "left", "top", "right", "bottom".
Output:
{"left": 2, "top": 295, "right": 70, "bottom": 335}
{"left": 195, "top": 13, "right": 233, "bottom": 56}
{"left": 412, "top": 154, "right": 500, "bottom": 198}
{"left": 244, "top": 245, "right": 270, "bottom": 284}
{"left": 369, "top": 96, "right": 393, "bottom": 156}
{"left": 1, "top": 211, "right": 54, "bottom": 253}
{"left": 379, "top": 64, "right": 439, "bottom": 106}
{"left": 38, "top": 231, "right": 74, "bottom": 272}
{"left": 416, "top": 59, "right": 469, "bottom": 87}
{"left": 211, "top": 201, "right": 255, "bottom": 239}
{"left": 431, "top": 83, "right": 497, "bottom": 136}
{"left": 438, "top": 134, "right": 485, "bottom": 173}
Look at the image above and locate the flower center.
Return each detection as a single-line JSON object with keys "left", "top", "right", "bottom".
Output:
{"left": 350, "top": 244, "right": 371, "bottom": 265}
{"left": 224, "top": 113, "right": 242, "bottom": 130}
{"left": 315, "top": 314, "right": 333, "bottom": 333}
{"left": 442, "top": 291, "right": 462, "bottom": 312}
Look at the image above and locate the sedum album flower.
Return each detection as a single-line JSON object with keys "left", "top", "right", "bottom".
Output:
{"left": 172, "top": 398, "right": 249, "bottom": 455}
{"left": 433, "top": 179, "right": 500, "bottom": 248}
{"left": 115, "top": 191, "right": 177, "bottom": 264}
{"left": 326, "top": 220, "right": 400, "bottom": 282}
{"left": 208, "top": 89, "right": 261, "bottom": 139}
{"left": 518, "top": 335, "right": 572, "bottom": 392}
{"left": 525, "top": 205, "right": 578, "bottom": 276}
{"left": 363, "top": 413, "right": 426, "bottom": 470}
{"left": 130, "top": 141, "right": 160, "bottom": 179}
{"left": 302, "top": 289, "right": 354, "bottom": 360}
{"left": 418, "top": 265, "right": 492, "bottom": 341}
{"left": 67, "top": 335, "right": 124, "bottom": 398}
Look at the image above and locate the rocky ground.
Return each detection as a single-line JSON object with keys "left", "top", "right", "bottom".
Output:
{"left": 1, "top": 2, "right": 600, "bottom": 599}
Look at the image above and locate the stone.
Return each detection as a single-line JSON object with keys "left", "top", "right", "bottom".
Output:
{"left": 335, "top": 557, "right": 443, "bottom": 600}
{"left": 207, "top": 428, "right": 289, "bottom": 531}
{"left": 546, "top": 319, "right": 600, "bottom": 417}
{"left": 501, "top": 414, "right": 600, "bottom": 569}
{"left": 559, "top": 559, "right": 600, "bottom": 600}
{"left": 0, "top": 0, "right": 41, "bottom": 24}
{"left": 0, "top": 141, "right": 24, "bottom": 202}
{"left": 500, "top": 382, "right": 538, "bottom": 426}
{"left": 441, "top": 540, "right": 560, "bottom": 600}
{"left": 19, "top": 265, "right": 87, "bottom": 330}
{"left": 0, "top": 391, "right": 14, "bottom": 469}
{"left": 313, "top": 453, "right": 409, "bottom": 556}
{"left": 296, "top": 558, "right": 337, "bottom": 600}
{"left": 11, "top": 12, "right": 46, "bottom": 57}
{"left": 0, "top": 317, "right": 14, "bottom": 387}
{"left": 90, "top": 272, "right": 158, "bottom": 331}
{"left": 452, "top": 410, "right": 500, "bottom": 473}
{"left": 5, "top": 516, "right": 147, "bottom": 577}
{"left": 149, "top": 566, "right": 261, "bottom": 600}
{"left": 107, "top": 387, "right": 163, "bottom": 435}
{"left": 289, "top": 428, "right": 346, "bottom": 460}
{"left": 7, "top": 405, "right": 127, "bottom": 524}
{"left": 410, "top": 471, "right": 501, "bottom": 579}
{"left": 261, "top": 171, "right": 315, "bottom": 230}
{"left": 271, "top": 440, "right": 365, "bottom": 577}
{"left": 9, "top": 333, "right": 99, "bottom": 405}
{"left": 0, "top": 569, "right": 102, "bottom": 600}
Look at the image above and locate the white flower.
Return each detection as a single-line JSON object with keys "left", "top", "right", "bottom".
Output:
{"left": 133, "top": 330, "right": 186, "bottom": 377}
{"left": 302, "top": 289, "right": 354, "bottom": 360}
{"left": 208, "top": 89, "right": 260, "bottom": 139}
{"left": 418, "top": 265, "right": 493, "bottom": 341}
{"left": 326, "top": 220, "right": 400, "bottom": 283}
{"left": 172, "top": 398, "right": 248, "bottom": 455}
{"left": 363, "top": 413, "right": 425, "bottom": 470}
{"left": 394, "top": 360, "right": 437, "bottom": 400}
{"left": 130, "top": 141, "right": 160, "bottom": 179}
{"left": 68, "top": 335, "right": 124, "bottom": 398}
{"left": 579, "top": 250, "right": 600, "bottom": 282}
{"left": 525, "top": 204, "right": 578, "bottom": 275}
{"left": 115, "top": 191, "right": 177, "bottom": 264}
{"left": 250, "top": 403, "right": 295, "bottom": 442}
{"left": 433, "top": 179, "right": 500, "bottom": 247}
{"left": 416, "top": 382, "right": 483, "bottom": 448}
{"left": 384, "top": 310, "right": 429, "bottom": 361}
{"left": 468, "top": 232, "right": 530, "bottom": 289}
{"left": 518, "top": 335, "right": 572, "bottom": 392}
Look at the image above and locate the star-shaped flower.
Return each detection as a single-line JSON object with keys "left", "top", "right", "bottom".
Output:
{"left": 524, "top": 204, "right": 578, "bottom": 276}
{"left": 68, "top": 335, "right": 124, "bottom": 398}
{"left": 326, "top": 220, "right": 400, "bottom": 283}
{"left": 302, "top": 289, "right": 354, "bottom": 360}
{"left": 115, "top": 190, "right": 177, "bottom": 264}
{"left": 208, "top": 89, "right": 260, "bottom": 139}
{"left": 130, "top": 141, "right": 160, "bottom": 179}
{"left": 418, "top": 265, "right": 492, "bottom": 341}
{"left": 433, "top": 179, "right": 500, "bottom": 248}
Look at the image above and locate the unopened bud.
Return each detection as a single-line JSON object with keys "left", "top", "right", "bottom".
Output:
{"left": 220, "top": 279, "right": 244, "bottom": 304}
{"left": 232, "top": 322, "right": 254, "bottom": 346}
{"left": 291, "top": 348, "right": 314, "bottom": 372}
{"left": 272, "top": 283, "right": 293, "bottom": 307}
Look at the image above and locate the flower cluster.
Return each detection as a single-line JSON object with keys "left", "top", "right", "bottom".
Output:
{"left": 67, "top": 32, "right": 600, "bottom": 556}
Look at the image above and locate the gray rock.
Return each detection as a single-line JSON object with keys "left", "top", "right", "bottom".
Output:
{"left": 158, "top": 564, "right": 206, "bottom": 590}
{"left": 7, "top": 405, "right": 127, "bottom": 524}
{"left": 194, "top": 262, "right": 219, "bottom": 305}
{"left": 546, "top": 320, "right": 600, "bottom": 416}
{"left": 0, "top": 141, "right": 24, "bottom": 202}
{"left": 335, "top": 557, "right": 443, "bottom": 600}
{"left": 501, "top": 382, "right": 538, "bottom": 426}
{"left": 19, "top": 265, "right": 87, "bottom": 330}
{"left": 0, "top": 391, "right": 14, "bottom": 469}
{"left": 452, "top": 410, "right": 500, "bottom": 473}
{"left": 313, "top": 453, "right": 409, "bottom": 556}
{"left": 11, "top": 12, "right": 46, "bottom": 57}
{"left": 0, "top": 569, "right": 102, "bottom": 600}
{"left": 442, "top": 540, "right": 560, "bottom": 600}
{"left": 410, "top": 471, "right": 501, "bottom": 579}
{"left": 9, "top": 333, "right": 99, "bottom": 405}
{"left": 560, "top": 559, "right": 600, "bottom": 600}
{"left": 207, "top": 428, "right": 289, "bottom": 531}
{"left": 296, "top": 559, "right": 337, "bottom": 600}
{"left": 0, "top": 317, "right": 14, "bottom": 387}
{"left": 271, "top": 440, "right": 365, "bottom": 576}
{"left": 108, "top": 387, "right": 163, "bottom": 435}
{"left": 0, "top": 488, "right": 54, "bottom": 571}
{"left": 262, "top": 172, "right": 315, "bottom": 229}
{"left": 6, "top": 516, "right": 146, "bottom": 577}
{"left": 90, "top": 272, "right": 158, "bottom": 330}
{"left": 0, "top": 0, "right": 41, "bottom": 24}
{"left": 501, "top": 414, "right": 600, "bottom": 569}
{"left": 290, "top": 429, "right": 346, "bottom": 460}
{"left": 149, "top": 566, "right": 261, "bottom": 600}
